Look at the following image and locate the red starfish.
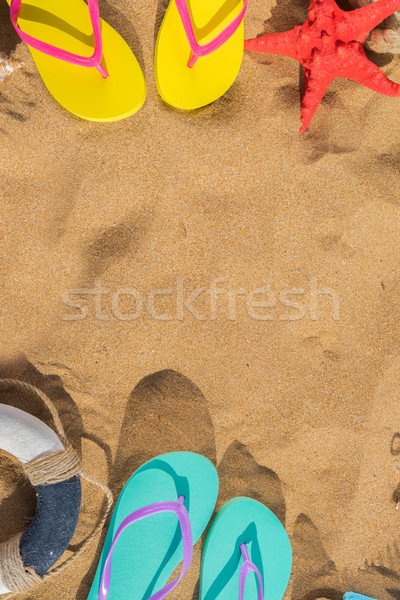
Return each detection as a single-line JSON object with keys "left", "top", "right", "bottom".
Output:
{"left": 245, "top": 0, "right": 400, "bottom": 131}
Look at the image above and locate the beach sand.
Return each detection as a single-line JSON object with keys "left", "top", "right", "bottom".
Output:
{"left": 1, "top": 0, "right": 400, "bottom": 598}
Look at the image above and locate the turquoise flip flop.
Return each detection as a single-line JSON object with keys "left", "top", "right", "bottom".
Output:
{"left": 87, "top": 451, "right": 219, "bottom": 600}
{"left": 199, "top": 497, "right": 292, "bottom": 600}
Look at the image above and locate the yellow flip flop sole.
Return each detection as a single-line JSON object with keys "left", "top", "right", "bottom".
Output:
{"left": 6, "top": 0, "right": 146, "bottom": 121}
{"left": 155, "top": 0, "right": 245, "bottom": 110}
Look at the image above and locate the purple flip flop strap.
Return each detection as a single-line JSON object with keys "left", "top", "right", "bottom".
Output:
{"left": 174, "top": 0, "right": 248, "bottom": 67}
{"left": 9, "top": 0, "right": 108, "bottom": 78}
{"left": 239, "top": 543, "right": 264, "bottom": 600}
{"left": 98, "top": 495, "right": 193, "bottom": 600}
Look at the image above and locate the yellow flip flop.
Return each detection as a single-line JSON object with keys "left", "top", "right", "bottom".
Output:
{"left": 155, "top": 0, "right": 247, "bottom": 110}
{"left": 7, "top": 0, "right": 146, "bottom": 121}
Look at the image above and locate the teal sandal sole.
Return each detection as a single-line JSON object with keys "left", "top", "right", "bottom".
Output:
{"left": 87, "top": 451, "right": 219, "bottom": 600}
{"left": 200, "top": 497, "right": 292, "bottom": 600}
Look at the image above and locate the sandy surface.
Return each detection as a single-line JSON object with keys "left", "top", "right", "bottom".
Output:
{"left": 1, "top": 0, "right": 400, "bottom": 598}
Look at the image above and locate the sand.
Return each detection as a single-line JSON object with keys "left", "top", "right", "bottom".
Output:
{"left": 1, "top": 0, "right": 400, "bottom": 598}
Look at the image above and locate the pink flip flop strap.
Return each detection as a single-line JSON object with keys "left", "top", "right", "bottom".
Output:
{"left": 174, "top": 0, "right": 247, "bottom": 67}
{"left": 98, "top": 496, "right": 193, "bottom": 600}
{"left": 9, "top": 0, "right": 108, "bottom": 77}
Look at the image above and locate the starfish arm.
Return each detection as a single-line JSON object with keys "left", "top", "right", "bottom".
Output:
{"left": 244, "top": 28, "right": 300, "bottom": 61}
{"left": 342, "top": 56, "right": 400, "bottom": 96}
{"left": 299, "top": 70, "right": 333, "bottom": 132}
{"left": 349, "top": 0, "right": 400, "bottom": 40}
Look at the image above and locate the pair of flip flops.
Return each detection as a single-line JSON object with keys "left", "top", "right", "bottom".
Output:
{"left": 86, "top": 452, "right": 292, "bottom": 600}
{"left": 7, "top": 0, "right": 247, "bottom": 121}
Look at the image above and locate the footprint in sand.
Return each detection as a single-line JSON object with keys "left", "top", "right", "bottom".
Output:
{"left": 217, "top": 440, "right": 287, "bottom": 525}
{"left": 291, "top": 513, "right": 341, "bottom": 600}
{"left": 350, "top": 144, "right": 400, "bottom": 207}
{"left": 113, "top": 369, "right": 217, "bottom": 475}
